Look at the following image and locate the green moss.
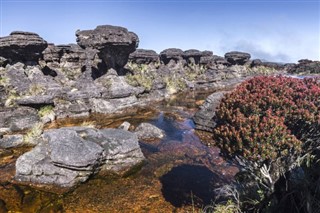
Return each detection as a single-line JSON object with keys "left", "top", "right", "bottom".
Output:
{"left": 38, "top": 105, "right": 54, "bottom": 118}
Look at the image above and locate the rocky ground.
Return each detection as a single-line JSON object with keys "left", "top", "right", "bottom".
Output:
{"left": 0, "top": 24, "right": 318, "bottom": 192}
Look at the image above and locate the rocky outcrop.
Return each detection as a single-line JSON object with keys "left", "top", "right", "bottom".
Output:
{"left": 0, "top": 31, "right": 47, "bottom": 64}
{"left": 224, "top": 51, "right": 251, "bottom": 65}
{"left": 183, "top": 49, "right": 203, "bottom": 64}
{"left": 288, "top": 59, "right": 320, "bottom": 74}
{"left": 76, "top": 25, "right": 139, "bottom": 75}
{"left": 160, "top": 48, "right": 185, "bottom": 65}
{"left": 134, "top": 123, "right": 165, "bottom": 140}
{"left": 15, "top": 127, "right": 145, "bottom": 187}
{"left": 129, "top": 49, "right": 159, "bottom": 64}
{"left": 193, "top": 92, "right": 226, "bottom": 132}
{"left": 0, "top": 107, "right": 40, "bottom": 132}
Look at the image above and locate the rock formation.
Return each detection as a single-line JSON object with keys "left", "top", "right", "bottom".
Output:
{"left": 224, "top": 51, "right": 251, "bottom": 65}
{"left": 0, "top": 31, "right": 47, "bottom": 64}
{"left": 76, "top": 25, "right": 139, "bottom": 75}
{"left": 15, "top": 127, "right": 145, "bottom": 187}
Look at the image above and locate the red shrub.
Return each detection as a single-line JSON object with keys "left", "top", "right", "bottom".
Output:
{"left": 213, "top": 76, "right": 320, "bottom": 163}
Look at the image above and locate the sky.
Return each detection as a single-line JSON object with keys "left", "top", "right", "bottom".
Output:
{"left": 0, "top": 0, "right": 319, "bottom": 63}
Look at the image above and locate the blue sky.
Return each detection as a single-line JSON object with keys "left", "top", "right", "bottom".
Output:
{"left": 0, "top": 0, "right": 319, "bottom": 63}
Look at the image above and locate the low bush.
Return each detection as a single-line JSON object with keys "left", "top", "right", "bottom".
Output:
{"left": 212, "top": 76, "right": 320, "bottom": 212}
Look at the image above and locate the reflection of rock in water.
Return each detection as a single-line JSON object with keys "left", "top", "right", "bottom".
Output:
{"left": 160, "top": 164, "right": 224, "bottom": 207}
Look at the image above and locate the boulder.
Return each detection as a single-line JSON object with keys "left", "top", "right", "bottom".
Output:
{"left": 0, "top": 56, "right": 9, "bottom": 67}
{"left": 128, "top": 49, "right": 159, "bottom": 64}
{"left": 0, "top": 107, "right": 40, "bottom": 132}
{"left": 76, "top": 25, "right": 139, "bottom": 75}
{"left": 0, "top": 31, "right": 47, "bottom": 64}
{"left": 15, "top": 127, "right": 145, "bottom": 187}
{"left": 98, "top": 128, "right": 145, "bottom": 172}
{"left": 224, "top": 51, "right": 251, "bottom": 65}
{"left": 134, "top": 122, "right": 165, "bottom": 140}
{"left": 90, "top": 95, "right": 138, "bottom": 114}
{"left": 160, "top": 48, "right": 184, "bottom": 65}
{"left": 193, "top": 92, "right": 226, "bottom": 132}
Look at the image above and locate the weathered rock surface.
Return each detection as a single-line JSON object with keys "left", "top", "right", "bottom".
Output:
{"left": 288, "top": 59, "right": 320, "bottom": 74}
{"left": 98, "top": 128, "right": 145, "bottom": 172}
{"left": 129, "top": 49, "right": 159, "bottom": 64}
{"left": 76, "top": 25, "right": 139, "bottom": 75}
{"left": 134, "top": 122, "right": 165, "bottom": 140}
{"left": 0, "top": 31, "right": 47, "bottom": 64}
{"left": 224, "top": 51, "right": 251, "bottom": 65}
{"left": 160, "top": 48, "right": 184, "bottom": 65}
{"left": 0, "top": 107, "right": 40, "bottom": 132}
{"left": 0, "top": 134, "right": 24, "bottom": 148}
{"left": 15, "top": 127, "right": 145, "bottom": 187}
{"left": 41, "top": 43, "right": 88, "bottom": 80}
{"left": 183, "top": 49, "right": 203, "bottom": 64}
{"left": 193, "top": 92, "right": 226, "bottom": 132}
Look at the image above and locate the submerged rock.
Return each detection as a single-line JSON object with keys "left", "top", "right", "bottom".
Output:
{"left": 134, "top": 122, "right": 165, "bottom": 140}
{"left": 15, "top": 127, "right": 145, "bottom": 187}
{"left": 0, "top": 31, "right": 47, "bottom": 64}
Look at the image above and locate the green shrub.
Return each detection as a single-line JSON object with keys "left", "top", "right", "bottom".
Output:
{"left": 214, "top": 76, "right": 319, "bottom": 165}
{"left": 212, "top": 76, "right": 320, "bottom": 211}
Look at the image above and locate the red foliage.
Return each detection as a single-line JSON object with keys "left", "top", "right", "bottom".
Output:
{"left": 213, "top": 76, "right": 320, "bottom": 163}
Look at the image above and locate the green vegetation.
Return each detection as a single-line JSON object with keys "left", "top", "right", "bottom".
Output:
{"left": 125, "top": 62, "right": 155, "bottom": 91}
{"left": 211, "top": 76, "right": 320, "bottom": 212}
{"left": 164, "top": 76, "right": 187, "bottom": 94}
{"left": 23, "top": 123, "right": 44, "bottom": 145}
{"left": 38, "top": 105, "right": 54, "bottom": 118}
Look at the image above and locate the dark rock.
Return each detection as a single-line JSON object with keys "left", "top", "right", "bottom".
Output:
{"left": 4, "top": 63, "right": 31, "bottom": 94}
{"left": 0, "top": 85, "right": 6, "bottom": 106}
{"left": 212, "top": 55, "right": 230, "bottom": 66}
{"left": 76, "top": 25, "right": 139, "bottom": 75}
{"left": 288, "top": 59, "right": 320, "bottom": 74}
{"left": 129, "top": 49, "right": 159, "bottom": 64}
{"left": 250, "top": 59, "right": 263, "bottom": 67}
{"left": 41, "top": 43, "right": 88, "bottom": 80}
{"left": 134, "top": 122, "right": 165, "bottom": 140}
{"left": 199, "top": 51, "right": 214, "bottom": 65}
{"left": 183, "top": 49, "right": 202, "bottom": 64}
{"left": 43, "top": 128, "right": 104, "bottom": 170}
{"left": 15, "top": 127, "right": 145, "bottom": 187}
{"left": 261, "top": 62, "right": 284, "bottom": 70}
{"left": 0, "top": 31, "right": 47, "bottom": 64}
{"left": 0, "top": 107, "right": 40, "bottom": 132}
{"left": 16, "top": 95, "right": 54, "bottom": 106}
{"left": 0, "top": 134, "right": 24, "bottom": 148}
{"left": 160, "top": 48, "right": 184, "bottom": 65}
{"left": 193, "top": 92, "right": 226, "bottom": 132}
{"left": 224, "top": 51, "right": 251, "bottom": 65}
{"left": 0, "top": 56, "right": 9, "bottom": 67}
{"left": 97, "top": 128, "right": 145, "bottom": 172}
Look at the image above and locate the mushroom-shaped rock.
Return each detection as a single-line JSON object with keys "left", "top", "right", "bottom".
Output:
{"left": 160, "top": 48, "right": 184, "bottom": 65}
{"left": 76, "top": 25, "right": 139, "bottom": 75}
{"left": 128, "top": 49, "right": 159, "bottom": 64}
{"left": 0, "top": 31, "right": 48, "bottom": 64}
{"left": 183, "top": 49, "right": 203, "bottom": 64}
{"left": 224, "top": 51, "right": 251, "bottom": 65}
